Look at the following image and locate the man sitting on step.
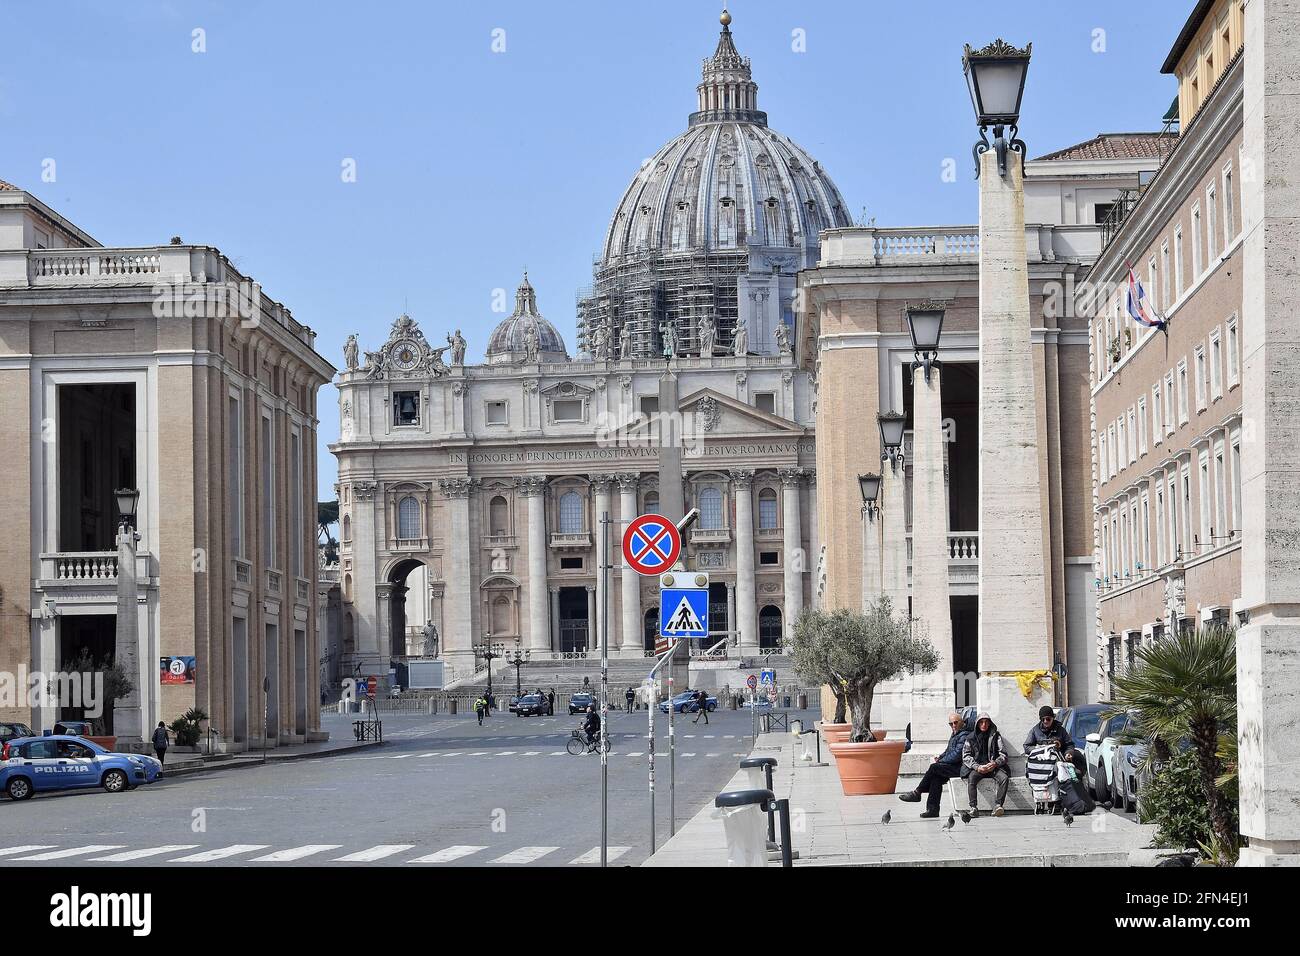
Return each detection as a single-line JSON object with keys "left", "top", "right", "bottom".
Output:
{"left": 897, "top": 712, "right": 969, "bottom": 818}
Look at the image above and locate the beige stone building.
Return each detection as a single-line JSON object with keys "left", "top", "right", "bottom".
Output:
{"left": 0, "top": 180, "right": 334, "bottom": 748}
{"left": 1085, "top": 0, "right": 1244, "bottom": 697}
{"left": 801, "top": 139, "right": 1170, "bottom": 709}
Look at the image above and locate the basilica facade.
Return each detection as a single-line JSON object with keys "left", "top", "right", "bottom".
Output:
{"left": 331, "top": 15, "right": 833, "bottom": 679}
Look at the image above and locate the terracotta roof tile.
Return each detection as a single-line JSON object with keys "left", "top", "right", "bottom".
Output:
{"left": 1032, "top": 132, "right": 1177, "bottom": 163}
{"left": 0, "top": 178, "right": 21, "bottom": 191}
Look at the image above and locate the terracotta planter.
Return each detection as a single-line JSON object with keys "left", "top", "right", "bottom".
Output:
{"left": 818, "top": 722, "right": 852, "bottom": 745}
{"left": 827, "top": 739, "right": 907, "bottom": 795}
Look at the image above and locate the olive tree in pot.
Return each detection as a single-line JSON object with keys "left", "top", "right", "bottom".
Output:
{"left": 793, "top": 600, "right": 938, "bottom": 795}
{"left": 788, "top": 608, "right": 848, "bottom": 739}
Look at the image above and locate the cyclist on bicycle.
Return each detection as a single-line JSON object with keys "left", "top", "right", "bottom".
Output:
{"left": 583, "top": 704, "right": 601, "bottom": 747}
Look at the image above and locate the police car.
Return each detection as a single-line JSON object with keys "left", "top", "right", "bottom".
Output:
{"left": 0, "top": 735, "right": 162, "bottom": 801}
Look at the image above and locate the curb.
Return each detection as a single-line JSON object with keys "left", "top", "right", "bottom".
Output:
{"left": 158, "top": 740, "right": 384, "bottom": 779}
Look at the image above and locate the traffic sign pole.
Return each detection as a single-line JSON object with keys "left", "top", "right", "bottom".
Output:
{"left": 600, "top": 511, "right": 611, "bottom": 868}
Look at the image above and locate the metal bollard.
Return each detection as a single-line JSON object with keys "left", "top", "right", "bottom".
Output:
{"left": 740, "top": 756, "right": 778, "bottom": 846}
{"left": 775, "top": 798, "right": 793, "bottom": 868}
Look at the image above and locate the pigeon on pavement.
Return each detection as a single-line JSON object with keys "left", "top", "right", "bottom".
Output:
{"left": 942, "top": 813, "right": 955, "bottom": 831}
{"left": 960, "top": 809, "right": 972, "bottom": 824}
{"left": 881, "top": 809, "right": 892, "bottom": 824}
{"left": 1063, "top": 811, "right": 1075, "bottom": 827}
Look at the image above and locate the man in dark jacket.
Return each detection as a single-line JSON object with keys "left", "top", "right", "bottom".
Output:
{"left": 151, "top": 721, "right": 169, "bottom": 764}
{"left": 1024, "top": 705, "right": 1086, "bottom": 776}
{"left": 962, "top": 711, "right": 1010, "bottom": 817}
{"left": 898, "top": 712, "right": 968, "bottom": 817}
{"left": 583, "top": 704, "right": 601, "bottom": 747}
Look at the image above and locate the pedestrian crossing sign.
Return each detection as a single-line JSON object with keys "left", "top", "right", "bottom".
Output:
{"left": 660, "top": 585, "right": 709, "bottom": 639}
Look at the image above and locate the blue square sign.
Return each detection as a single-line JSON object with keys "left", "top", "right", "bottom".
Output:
{"left": 659, "top": 587, "right": 709, "bottom": 639}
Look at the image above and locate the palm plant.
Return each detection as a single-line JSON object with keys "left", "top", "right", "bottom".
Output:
{"left": 1110, "top": 625, "right": 1237, "bottom": 862}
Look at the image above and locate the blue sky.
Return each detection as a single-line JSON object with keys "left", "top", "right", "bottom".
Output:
{"left": 1, "top": 0, "right": 1184, "bottom": 498}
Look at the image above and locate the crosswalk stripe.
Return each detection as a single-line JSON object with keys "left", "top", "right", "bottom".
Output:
{"left": 569, "top": 846, "right": 630, "bottom": 865}
{"left": 169, "top": 845, "right": 270, "bottom": 863}
{"left": 0, "top": 846, "right": 57, "bottom": 858}
{"left": 416, "top": 752, "right": 441, "bottom": 757}
{"left": 15, "top": 845, "right": 125, "bottom": 861}
{"left": 407, "top": 845, "right": 487, "bottom": 864}
{"left": 682, "top": 752, "right": 696, "bottom": 757}
{"left": 89, "top": 845, "right": 200, "bottom": 862}
{"left": 332, "top": 845, "right": 417, "bottom": 862}
{"left": 250, "top": 845, "right": 344, "bottom": 862}
{"left": 467, "top": 752, "right": 488, "bottom": 756}
{"left": 491, "top": 846, "right": 558, "bottom": 864}
{"left": 706, "top": 753, "right": 719, "bottom": 757}
{"left": 626, "top": 751, "right": 643, "bottom": 757}
{"left": 549, "top": 751, "right": 566, "bottom": 756}
{"left": 497, "top": 751, "right": 517, "bottom": 756}
{"left": 390, "top": 754, "right": 413, "bottom": 759}
{"left": 522, "top": 751, "right": 540, "bottom": 756}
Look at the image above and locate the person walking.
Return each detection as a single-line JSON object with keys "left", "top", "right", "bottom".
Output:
{"left": 474, "top": 695, "right": 487, "bottom": 726}
{"left": 151, "top": 721, "right": 169, "bottom": 765}
{"left": 547, "top": 688, "right": 556, "bottom": 715}
{"left": 692, "top": 689, "right": 710, "bottom": 725}
{"left": 625, "top": 685, "right": 635, "bottom": 713}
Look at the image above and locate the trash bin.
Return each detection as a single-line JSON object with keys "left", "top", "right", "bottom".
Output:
{"left": 740, "top": 756, "right": 777, "bottom": 791}
{"left": 797, "top": 693, "right": 808, "bottom": 710}
{"left": 790, "top": 718, "right": 803, "bottom": 736}
{"left": 712, "top": 788, "right": 773, "bottom": 867}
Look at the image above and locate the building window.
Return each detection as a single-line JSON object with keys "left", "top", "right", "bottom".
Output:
{"left": 261, "top": 414, "right": 275, "bottom": 568}
{"left": 342, "top": 514, "right": 351, "bottom": 543}
{"left": 1152, "top": 383, "right": 1163, "bottom": 447}
{"left": 1108, "top": 424, "right": 1117, "bottom": 479}
{"left": 1226, "top": 315, "right": 1239, "bottom": 387}
{"left": 1137, "top": 398, "right": 1147, "bottom": 456}
{"left": 1127, "top": 407, "right": 1137, "bottom": 464}
{"left": 1154, "top": 487, "right": 1165, "bottom": 566}
{"left": 639, "top": 396, "right": 659, "bottom": 419}
{"left": 559, "top": 491, "right": 583, "bottom": 533}
{"left": 1093, "top": 202, "right": 1115, "bottom": 225}
{"left": 489, "top": 495, "right": 509, "bottom": 536}
{"left": 758, "top": 606, "right": 782, "bottom": 650}
{"left": 552, "top": 399, "right": 584, "bottom": 423}
{"left": 394, "top": 391, "right": 420, "bottom": 426}
{"left": 759, "top": 551, "right": 780, "bottom": 566}
{"left": 755, "top": 392, "right": 776, "bottom": 414}
{"left": 1231, "top": 431, "right": 1242, "bottom": 534}
{"left": 1206, "top": 183, "right": 1218, "bottom": 261}
{"left": 1199, "top": 452, "right": 1212, "bottom": 551}
{"left": 1099, "top": 430, "right": 1109, "bottom": 483}
{"left": 290, "top": 432, "right": 301, "bottom": 578}
{"left": 1180, "top": 466, "right": 1193, "bottom": 556}
{"left": 1191, "top": 203, "right": 1203, "bottom": 278}
{"left": 1223, "top": 162, "right": 1235, "bottom": 242}
{"left": 1194, "top": 346, "right": 1207, "bottom": 411}
{"left": 1214, "top": 443, "right": 1227, "bottom": 541}
{"left": 1177, "top": 361, "right": 1189, "bottom": 424}
{"left": 1174, "top": 226, "right": 1184, "bottom": 295}
{"left": 486, "top": 401, "right": 508, "bottom": 425}
{"left": 699, "top": 487, "right": 723, "bottom": 530}
{"left": 1165, "top": 371, "right": 1176, "bottom": 434}
{"left": 560, "top": 556, "right": 583, "bottom": 570}
{"left": 1160, "top": 241, "right": 1171, "bottom": 312}
{"left": 758, "top": 488, "right": 778, "bottom": 530}
{"left": 1117, "top": 416, "right": 1127, "bottom": 469}
{"left": 1209, "top": 329, "right": 1223, "bottom": 400}
{"left": 398, "top": 496, "right": 421, "bottom": 540}
{"left": 643, "top": 491, "right": 660, "bottom": 515}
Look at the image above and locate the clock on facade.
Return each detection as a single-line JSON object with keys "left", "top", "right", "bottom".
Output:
{"left": 390, "top": 340, "right": 421, "bottom": 372}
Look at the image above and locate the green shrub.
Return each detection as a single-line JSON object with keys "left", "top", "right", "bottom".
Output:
{"left": 1142, "top": 749, "right": 1238, "bottom": 853}
{"left": 169, "top": 708, "right": 209, "bottom": 747}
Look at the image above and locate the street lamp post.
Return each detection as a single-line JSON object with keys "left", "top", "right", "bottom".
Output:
{"left": 964, "top": 37, "right": 1052, "bottom": 737}
{"left": 473, "top": 638, "right": 504, "bottom": 713}
{"left": 507, "top": 643, "right": 530, "bottom": 698}
{"left": 857, "top": 473, "right": 881, "bottom": 520}
{"left": 113, "top": 488, "right": 144, "bottom": 750}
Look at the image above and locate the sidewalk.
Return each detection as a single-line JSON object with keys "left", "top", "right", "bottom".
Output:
{"left": 161, "top": 718, "right": 382, "bottom": 778}
{"left": 644, "top": 734, "right": 1159, "bottom": 867}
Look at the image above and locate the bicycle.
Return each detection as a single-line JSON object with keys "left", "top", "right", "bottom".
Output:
{"left": 566, "top": 728, "right": 611, "bottom": 755}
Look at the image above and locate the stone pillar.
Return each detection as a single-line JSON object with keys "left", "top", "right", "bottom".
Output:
{"left": 521, "top": 477, "right": 550, "bottom": 653}
{"left": 374, "top": 584, "right": 392, "bottom": 666}
{"left": 860, "top": 501, "right": 882, "bottom": 610}
{"left": 726, "top": 581, "right": 736, "bottom": 640}
{"left": 779, "top": 469, "right": 804, "bottom": 639}
{"left": 438, "top": 477, "right": 478, "bottom": 667}
{"left": 113, "top": 526, "right": 144, "bottom": 745}
{"left": 910, "top": 366, "right": 954, "bottom": 745}
{"left": 591, "top": 475, "right": 613, "bottom": 651}
{"left": 880, "top": 463, "right": 909, "bottom": 610}
{"left": 549, "top": 586, "right": 561, "bottom": 654}
{"left": 976, "top": 146, "right": 1052, "bottom": 742}
{"left": 731, "top": 470, "right": 758, "bottom": 651}
{"left": 616, "top": 474, "right": 642, "bottom": 656}
{"left": 807, "top": 471, "right": 821, "bottom": 609}
{"left": 585, "top": 585, "right": 597, "bottom": 651}
{"left": 1237, "top": 0, "right": 1300, "bottom": 867}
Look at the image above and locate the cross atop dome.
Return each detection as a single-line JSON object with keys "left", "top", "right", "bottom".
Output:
{"left": 692, "top": 8, "right": 765, "bottom": 127}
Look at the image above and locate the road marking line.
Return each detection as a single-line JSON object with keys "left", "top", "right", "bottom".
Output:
{"left": 569, "top": 846, "right": 630, "bottom": 865}
{"left": 389, "top": 754, "right": 414, "bottom": 759}
{"left": 703, "top": 735, "right": 715, "bottom": 739}
{"left": 724, "top": 735, "right": 736, "bottom": 739}
{"left": 682, "top": 752, "right": 696, "bottom": 757}
{"left": 14, "top": 845, "right": 125, "bottom": 861}
{"left": 417, "top": 752, "right": 441, "bottom": 757}
{"left": 332, "top": 845, "right": 416, "bottom": 862}
{"left": 169, "top": 845, "right": 271, "bottom": 863}
{"left": 491, "top": 846, "right": 559, "bottom": 864}
{"left": 497, "top": 751, "right": 517, "bottom": 756}
{"left": 549, "top": 751, "right": 566, "bottom": 756}
{"left": 440, "top": 752, "right": 463, "bottom": 757}
{"left": 0, "top": 846, "right": 57, "bottom": 858}
{"left": 706, "top": 753, "right": 719, "bottom": 757}
{"left": 522, "top": 751, "right": 540, "bottom": 756}
{"left": 89, "top": 845, "right": 200, "bottom": 862}
{"left": 467, "top": 752, "right": 488, "bottom": 756}
{"left": 407, "top": 845, "right": 487, "bottom": 864}
{"left": 625, "top": 751, "right": 643, "bottom": 757}
{"left": 250, "top": 845, "right": 344, "bottom": 862}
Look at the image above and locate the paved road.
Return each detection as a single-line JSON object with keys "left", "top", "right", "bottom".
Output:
{"left": 0, "top": 707, "right": 759, "bottom": 867}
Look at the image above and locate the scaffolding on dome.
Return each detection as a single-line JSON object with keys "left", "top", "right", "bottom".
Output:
{"left": 576, "top": 248, "right": 748, "bottom": 361}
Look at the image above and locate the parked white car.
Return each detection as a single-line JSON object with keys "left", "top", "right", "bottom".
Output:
{"left": 1084, "top": 710, "right": 1134, "bottom": 805}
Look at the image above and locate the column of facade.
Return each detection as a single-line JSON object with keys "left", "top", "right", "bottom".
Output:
{"left": 549, "top": 586, "right": 561, "bottom": 653}
{"left": 438, "top": 477, "right": 477, "bottom": 667}
{"left": 585, "top": 585, "right": 597, "bottom": 651}
{"left": 591, "top": 475, "right": 613, "bottom": 650}
{"left": 731, "top": 469, "right": 758, "bottom": 651}
{"left": 976, "top": 146, "right": 1052, "bottom": 741}
{"left": 807, "top": 472, "right": 820, "bottom": 609}
{"left": 726, "top": 581, "right": 736, "bottom": 641}
{"left": 1237, "top": 0, "right": 1300, "bottom": 866}
{"left": 880, "top": 461, "right": 909, "bottom": 610}
{"left": 779, "top": 468, "right": 804, "bottom": 639}
{"left": 910, "top": 366, "right": 955, "bottom": 745}
{"left": 521, "top": 476, "right": 550, "bottom": 653}
{"left": 615, "top": 474, "right": 642, "bottom": 656}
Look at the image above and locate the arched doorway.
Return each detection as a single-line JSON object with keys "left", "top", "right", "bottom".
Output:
{"left": 387, "top": 559, "right": 425, "bottom": 658}
{"left": 643, "top": 606, "right": 659, "bottom": 652}
{"left": 759, "top": 605, "right": 782, "bottom": 650}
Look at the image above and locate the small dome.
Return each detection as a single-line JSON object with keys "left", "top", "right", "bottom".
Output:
{"left": 485, "top": 273, "right": 570, "bottom": 364}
